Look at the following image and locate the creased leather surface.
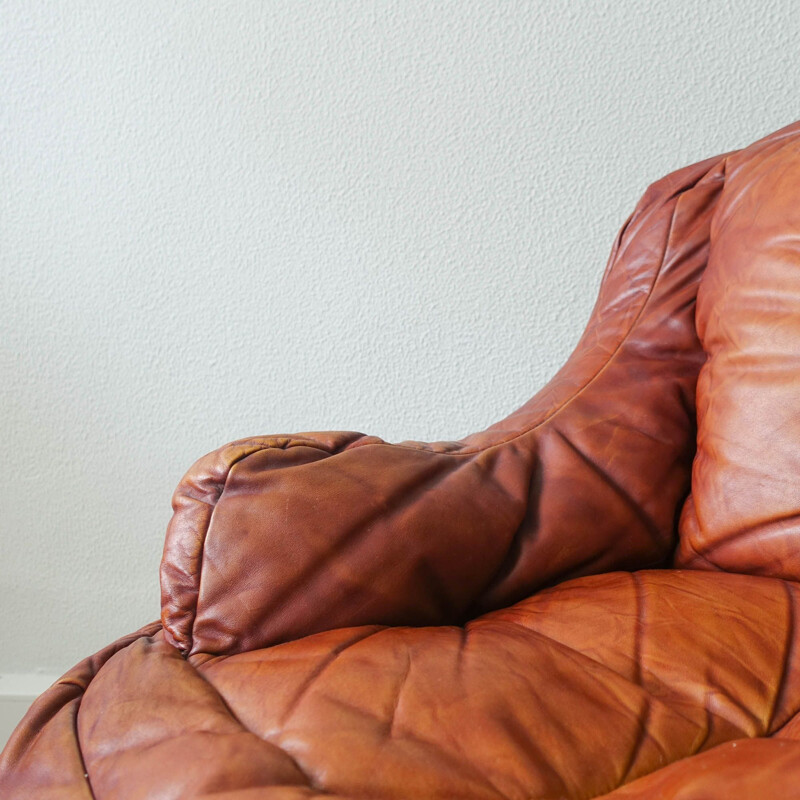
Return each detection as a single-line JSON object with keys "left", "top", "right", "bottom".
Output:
{"left": 596, "top": 738, "right": 800, "bottom": 799}
{"left": 161, "top": 149, "right": 726, "bottom": 657}
{"left": 0, "top": 620, "right": 161, "bottom": 799}
{"left": 5, "top": 572, "right": 800, "bottom": 799}
{"left": 676, "top": 121, "right": 800, "bottom": 580}
{"left": 8, "top": 121, "right": 800, "bottom": 798}
{"left": 191, "top": 570, "right": 800, "bottom": 800}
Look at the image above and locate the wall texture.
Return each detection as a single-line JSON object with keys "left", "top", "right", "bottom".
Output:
{"left": 2, "top": 0, "right": 799, "bottom": 675}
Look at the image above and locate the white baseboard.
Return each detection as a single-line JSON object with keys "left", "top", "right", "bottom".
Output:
{"left": 0, "top": 673, "right": 61, "bottom": 751}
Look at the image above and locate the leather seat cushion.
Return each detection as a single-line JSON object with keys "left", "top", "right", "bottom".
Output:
{"left": 66, "top": 570, "right": 800, "bottom": 799}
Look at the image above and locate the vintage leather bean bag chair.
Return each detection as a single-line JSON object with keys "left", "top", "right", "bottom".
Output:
{"left": 5, "top": 120, "right": 800, "bottom": 799}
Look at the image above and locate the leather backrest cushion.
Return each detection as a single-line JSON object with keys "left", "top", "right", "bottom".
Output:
{"left": 677, "top": 123, "right": 800, "bottom": 579}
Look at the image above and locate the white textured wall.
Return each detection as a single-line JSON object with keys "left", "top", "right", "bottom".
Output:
{"left": 2, "top": 0, "right": 799, "bottom": 675}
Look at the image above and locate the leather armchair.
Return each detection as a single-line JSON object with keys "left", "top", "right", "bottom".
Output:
{"left": 4, "top": 120, "right": 800, "bottom": 799}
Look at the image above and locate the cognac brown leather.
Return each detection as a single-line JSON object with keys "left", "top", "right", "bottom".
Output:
{"left": 5, "top": 121, "right": 800, "bottom": 799}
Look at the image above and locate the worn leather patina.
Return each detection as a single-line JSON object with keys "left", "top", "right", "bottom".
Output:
{"left": 5, "top": 121, "right": 800, "bottom": 799}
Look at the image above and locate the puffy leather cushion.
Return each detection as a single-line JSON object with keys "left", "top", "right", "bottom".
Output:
{"left": 34, "top": 570, "right": 797, "bottom": 800}
{"left": 161, "top": 152, "right": 727, "bottom": 658}
{"left": 596, "top": 738, "right": 800, "bottom": 799}
{"left": 10, "top": 121, "right": 800, "bottom": 800}
{"left": 677, "top": 124, "right": 800, "bottom": 580}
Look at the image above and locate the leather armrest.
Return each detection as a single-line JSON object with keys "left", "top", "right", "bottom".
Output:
{"left": 161, "top": 149, "right": 729, "bottom": 657}
{"left": 160, "top": 430, "right": 531, "bottom": 656}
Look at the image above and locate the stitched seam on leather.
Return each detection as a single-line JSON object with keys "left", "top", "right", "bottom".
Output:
{"left": 486, "top": 617, "right": 707, "bottom": 734}
{"left": 384, "top": 159, "right": 726, "bottom": 458}
{"left": 616, "top": 573, "right": 651, "bottom": 787}
{"left": 770, "top": 710, "right": 800, "bottom": 739}
{"left": 493, "top": 616, "right": 764, "bottom": 800}
{"left": 687, "top": 508, "right": 800, "bottom": 563}
{"left": 552, "top": 428, "right": 664, "bottom": 543}
{"left": 485, "top": 618, "right": 705, "bottom": 800}
{"left": 4, "top": 622, "right": 163, "bottom": 772}
{"left": 677, "top": 533, "right": 719, "bottom": 570}
{"left": 74, "top": 624, "right": 162, "bottom": 800}
{"left": 768, "top": 581, "right": 799, "bottom": 734}
{"left": 189, "top": 659, "right": 318, "bottom": 791}
{"left": 492, "top": 588, "right": 773, "bottom": 751}
{"left": 72, "top": 693, "right": 97, "bottom": 800}
{"left": 312, "top": 682, "right": 514, "bottom": 799}
{"left": 278, "top": 627, "right": 385, "bottom": 727}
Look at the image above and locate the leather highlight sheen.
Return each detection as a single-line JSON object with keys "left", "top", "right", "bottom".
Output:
{"left": 6, "top": 120, "right": 800, "bottom": 799}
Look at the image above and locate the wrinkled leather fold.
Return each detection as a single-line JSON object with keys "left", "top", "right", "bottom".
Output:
{"left": 161, "top": 152, "right": 728, "bottom": 657}
{"left": 677, "top": 122, "right": 800, "bottom": 580}
{"left": 15, "top": 120, "right": 800, "bottom": 800}
{"left": 8, "top": 570, "right": 800, "bottom": 799}
{"left": 0, "top": 621, "right": 162, "bottom": 799}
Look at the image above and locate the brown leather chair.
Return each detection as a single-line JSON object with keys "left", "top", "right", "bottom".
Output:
{"left": 4, "top": 120, "right": 800, "bottom": 799}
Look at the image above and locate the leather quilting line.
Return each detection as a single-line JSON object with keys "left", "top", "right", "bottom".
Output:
{"left": 188, "top": 659, "right": 318, "bottom": 793}
{"left": 702, "top": 677, "right": 765, "bottom": 737}
{"left": 277, "top": 627, "right": 385, "bottom": 728}
{"left": 688, "top": 704, "right": 714, "bottom": 757}
{"left": 538, "top": 541, "right": 627, "bottom": 593}
{"left": 74, "top": 642, "right": 319, "bottom": 794}
{"left": 386, "top": 159, "right": 726, "bottom": 459}
{"left": 2, "top": 683, "right": 93, "bottom": 800}
{"left": 616, "top": 573, "right": 650, "bottom": 787}
{"left": 385, "top": 645, "right": 412, "bottom": 741}
{"left": 479, "top": 621, "right": 667, "bottom": 800}
{"left": 616, "top": 701, "right": 659, "bottom": 792}
{"left": 407, "top": 167, "right": 723, "bottom": 616}
{"left": 202, "top": 647, "right": 508, "bottom": 798}
{"left": 181, "top": 444, "right": 274, "bottom": 656}
{"left": 710, "top": 136, "right": 800, "bottom": 246}
{"left": 455, "top": 621, "right": 469, "bottom": 678}
{"left": 771, "top": 709, "right": 800, "bottom": 740}
{"left": 287, "top": 688, "right": 501, "bottom": 794}
{"left": 492, "top": 616, "right": 771, "bottom": 800}
{"left": 349, "top": 709, "right": 512, "bottom": 800}
{"left": 478, "top": 711, "right": 570, "bottom": 799}
{"left": 599, "top": 209, "right": 635, "bottom": 284}
{"left": 471, "top": 450, "right": 543, "bottom": 606}
{"left": 73, "top": 625, "right": 163, "bottom": 800}
{"left": 171, "top": 162, "right": 727, "bottom": 656}
{"left": 492, "top": 615, "right": 727, "bottom": 754}
{"left": 217, "top": 457, "right": 471, "bottom": 645}
{"left": 676, "top": 533, "right": 719, "bottom": 571}
{"left": 768, "top": 581, "right": 799, "bottom": 734}
{"left": 56, "top": 678, "right": 92, "bottom": 691}
{"left": 71, "top": 692, "right": 97, "bottom": 800}
{"left": 631, "top": 573, "right": 645, "bottom": 691}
